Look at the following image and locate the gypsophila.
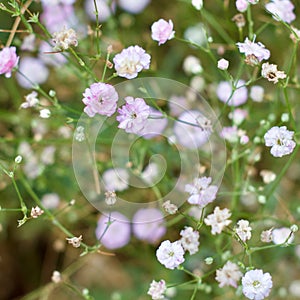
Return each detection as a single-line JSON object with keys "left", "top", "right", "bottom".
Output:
{"left": 51, "top": 270, "right": 62, "bottom": 283}
{"left": 242, "top": 269, "right": 273, "bottom": 300}
{"left": 192, "top": 0, "right": 203, "bottom": 10}
{"left": 52, "top": 27, "right": 78, "bottom": 51}
{"left": 66, "top": 235, "right": 82, "bottom": 248}
{"left": 185, "top": 176, "right": 218, "bottom": 208}
{"left": 260, "top": 228, "right": 273, "bottom": 243}
{"left": 104, "top": 191, "right": 117, "bottom": 206}
{"left": 235, "top": 219, "right": 252, "bottom": 242}
{"left": 147, "top": 280, "right": 167, "bottom": 300}
{"left": 261, "top": 62, "right": 287, "bottom": 84}
{"left": 31, "top": 206, "right": 44, "bottom": 218}
{"left": 265, "top": 0, "right": 295, "bottom": 24}
{"left": 0, "top": 47, "right": 19, "bottom": 78}
{"left": 113, "top": 45, "right": 151, "bottom": 79}
{"left": 74, "top": 126, "right": 85, "bottom": 142}
{"left": 260, "top": 170, "right": 276, "bottom": 184}
{"left": 162, "top": 200, "right": 178, "bottom": 215}
{"left": 20, "top": 91, "right": 39, "bottom": 109}
{"left": 156, "top": 240, "right": 185, "bottom": 269}
{"left": 117, "top": 97, "right": 150, "bottom": 134}
{"left": 264, "top": 126, "right": 296, "bottom": 157}
{"left": 204, "top": 206, "right": 232, "bottom": 235}
{"left": 215, "top": 261, "right": 243, "bottom": 288}
{"left": 39, "top": 109, "right": 51, "bottom": 119}
{"left": 151, "top": 19, "right": 175, "bottom": 45}
{"left": 272, "top": 227, "right": 294, "bottom": 245}
{"left": 180, "top": 227, "right": 200, "bottom": 255}
{"left": 217, "top": 58, "right": 229, "bottom": 70}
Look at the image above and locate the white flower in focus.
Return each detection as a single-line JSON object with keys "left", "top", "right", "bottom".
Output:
{"left": 51, "top": 270, "right": 62, "bottom": 283}
{"left": 204, "top": 206, "right": 232, "bottom": 235}
{"left": 242, "top": 269, "right": 273, "bottom": 300}
{"left": 192, "top": 0, "right": 203, "bottom": 10}
{"left": 156, "top": 240, "right": 185, "bottom": 269}
{"left": 147, "top": 280, "right": 167, "bottom": 300}
{"left": 52, "top": 27, "right": 78, "bottom": 51}
{"left": 261, "top": 62, "right": 286, "bottom": 84}
{"left": 264, "top": 126, "right": 296, "bottom": 157}
{"left": 272, "top": 227, "right": 294, "bottom": 245}
{"left": 162, "top": 200, "right": 178, "bottom": 215}
{"left": 151, "top": 19, "right": 175, "bottom": 46}
{"left": 217, "top": 58, "right": 229, "bottom": 70}
{"left": 216, "top": 261, "right": 243, "bottom": 288}
{"left": 180, "top": 227, "right": 200, "bottom": 255}
{"left": 66, "top": 235, "right": 82, "bottom": 248}
{"left": 40, "top": 109, "right": 51, "bottom": 119}
{"left": 31, "top": 206, "right": 44, "bottom": 218}
{"left": 235, "top": 219, "right": 252, "bottom": 242}
{"left": 20, "top": 91, "right": 39, "bottom": 109}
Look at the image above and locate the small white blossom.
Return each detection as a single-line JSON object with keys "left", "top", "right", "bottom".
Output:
{"left": 156, "top": 240, "right": 185, "bottom": 269}
{"left": 217, "top": 58, "right": 229, "bottom": 70}
{"left": 235, "top": 219, "right": 252, "bottom": 242}
{"left": 39, "top": 108, "right": 51, "bottom": 119}
{"left": 250, "top": 85, "right": 264, "bottom": 102}
{"left": 20, "top": 91, "right": 39, "bottom": 109}
{"left": 192, "top": 0, "right": 203, "bottom": 10}
{"left": 242, "top": 269, "right": 273, "bottom": 300}
{"left": 147, "top": 280, "right": 167, "bottom": 300}
{"left": 261, "top": 62, "right": 287, "bottom": 84}
{"left": 31, "top": 206, "right": 44, "bottom": 218}
{"left": 272, "top": 227, "right": 294, "bottom": 245}
{"left": 264, "top": 126, "right": 296, "bottom": 157}
{"left": 204, "top": 206, "right": 232, "bottom": 235}
{"left": 216, "top": 261, "right": 243, "bottom": 288}
{"left": 52, "top": 27, "right": 78, "bottom": 51}
{"left": 74, "top": 126, "right": 85, "bottom": 142}
{"left": 180, "top": 227, "right": 200, "bottom": 255}
{"left": 260, "top": 170, "right": 276, "bottom": 184}
{"left": 162, "top": 200, "right": 178, "bottom": 215}
{"left": 51, "top": 270, "right": 62, "bottom": 283}
{"left": 265, "top": 0, "right": 295, "bottom": 24}
{"left": 66, "top": 235, "right": 82, "bottom": 248}
{"left": 183, "top": 55, "right": 203, "bottom": 75}
{"left": 104, "top": 191, "right": 117, "bottom": 206}
{"left": 260, "top": 228, "right": 273, "bottom": 243}
{"left": 14, "top": 155, "right": 23, "bottom": 164}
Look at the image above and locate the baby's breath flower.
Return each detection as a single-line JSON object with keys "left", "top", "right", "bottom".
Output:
{"left": 191, "top": 0, "right": 203, "bottom": 10}
{"left": 180, "top": 227, "right": 200, "bottom": 255}
{"left": 250, "top": 85, "right": 264, "bottom": 102}
{"left": 104, "top": 191, "right": 117, "bottom": 206}
{"left": 260, "top": 170, "right": 276, "bottom": 184}
{"left": 39, "top": 108, "right": 51, "bottom": 119}
{"left": 14, "top": 155, "right": 23, "bottom": 164}
{"left": 66, "top": 235, "right": 82, "bottom": 248}
{"left": 20, "top": 91, "right": 39, "bottom": 109}
{"left": 260, "top": 228, "right": 273, "bottom": 243}
{"left": 261, "top": 62, "right": 287, "bottom": 84}
{"left": 204, "top": 206, "right": 232, "bottom": 235}
{"left": 52, "top": 27, "right": 78, "bottom": 51}
{"left": 217, "top": 58, "right": 229, "bottom": 70}
{"left": 265, "top": 0, "right": 295, "bottom": 24}
{"left": 216, "top": 261, "right": 243, "bottom": 288}
{"left": 151, "top": 19, "right": 175, "bottom": 46}
{"left": 51, "top": 270, "right": 62, "bottom": 283}
{"left": 272, "top": 227, "right": 294, "bottom": 245}
{"left": 235, "top": 219, "right": 252, "bottom": 242}
{"left": 147, "top": 279, "right": 167, "bottom": 300}
{"left": 162, "top": 200, "right": 178, "bottom": 215}
{"left": 31, "top": 206, "right": 44, "bottom": 218}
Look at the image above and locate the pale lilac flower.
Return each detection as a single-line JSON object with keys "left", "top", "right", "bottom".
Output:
{"left": 242, "top": 269, "right": 273, "bottom": 300}
{"left": 228, "top": 109, "right": 248, "bottom": 125}
{"left": 52, "top": 27, "right": 78, "bottom": 51}
{"left": 31, "top": 206, "right": 44, "bottom": 218}
{"left": 16, "top": 57, "right": 49, "bottom": 89}
{"left": 156, "top": 240, "right": 185, "bottom": 269}
{"left": 41, "top": 193, "right": 60, "bottom": 209}
{"left": 216, "top": 80, "right": 248, "bottom": 106}
{"left": 132, "top": 208, "right": 166, "bottom": 244}
{"left": 41, "top": 0, "right": 76, "bottom": 5}
{"left": 84, "top": 0, "right": 116, "bottom": 22}
{"left": 82, "top": 82, "right": 118, "bottom": 117}
{"left": 261, "top": 62, "right": 287, "bottom": 84}
{"left": 66, "top": 235, "right": 82, "bottom": 248}
{"left": 162, "top": 200, "right": 178, "bottom": 215}
{"left": 216, "top": 261, "right": 243, "bottom": 288}
{"left": 220, "top": 126, "right": 239, "bottom": 143}
{"left": 180, "top": 227, "right": 200, "bottom": 255}
{"left": 151, "top": 19, "right": 175, "bottom": 46}
{"left": 237, "top": 37, "right": 270, "bottom": 63}
{"left": 183, "top": 55, "right": 203, "bottom": 74}
{"left": 217, "top": 58, "right": 229, "bottom": 70}
{"left": 113, "top": 45, "right": 151, "bottom": 79}
{"left": 96, "top": 211, "right": 131, "bottom": 249}
{"left": 117, "top": 97, "right": 150, "bottom": 134}
{"left": 169, "top": 95, "right": 191, "bottom": 117}
{"left": 250, "top": 85, "right": 264, "bottom": 102}
{"left": 272, "top": 227, "right": 294, "bottom": 245}
{"left": 173, "top": 110, "right": 211, "bottom": 149}
{"left": 265, "top": 0, "right": 295, "bottom": 24}
{"left": 103, "top": 168, "right": 129, "bottom": 191}
{"left": 184, "top": 23, "right": 207, "bottom": 47}
{"left": 20, "top": 91, "right": 39, "bottom": 109}
{"left": 0, "top": 47, "right": 19, "bottom": 78}
{"left": 260, "top": 228, "right": 273, "bottom": 243}
{"left": 21, "top": 34, "right": 36, "bottom": 52}
{"left": 138, "top": 108, "right": 168, "bottom": 139}
{"left": 39, "top": 41, "right": 68, "bottom": 67}
{"left": 264, "top": 126, "right": 296, "bottom": 157}
{"left": 185, "top": 176, "right": 218, "bottom": 208}
{"left": 204, "top": 206, "right": 232, "bottom": 235}
{"left": 40, "top": 109, "right": 51, "bottom": 119}
{"left": 147, "top": 280, "right": 167, "bottom": 300}
{"left": 192, "top": 0, "right": 203, "bottom": 10}
{"left": 236, "top": 0, "right": 248, "bottom": 12}
{"left": 235, "top": 219, "right": 252, "bottom": 242}
{"left": 118, "top": 0, "right": 150, "bottom": 14}
{"left": 41, "top": 146, "right": 56, "bottom": 165}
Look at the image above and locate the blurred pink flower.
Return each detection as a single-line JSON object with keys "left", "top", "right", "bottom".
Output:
{"left": 132, "top": 208, "right": 166, "bottom": 244}
{"left": 151, "top": 19, "right": 175, "bottom": 46}
{"left": 113, "top": 45, "right": 151, "bottom": 79}
{"left": 82, "top": 82, "right": 118, "bottom": 117}
{"left": 147, "top": 279, "right": 166, "bottom": 300}
{"left": 236, "top": 0, "right": 248, "bottom": 12}
{"left": 0, "top": 47, "right": 19, "bottom": 78}
{"left": 237, "top": 37, "right": 270, "bottom": 62}
{"left": 265, "top": 0, "right": 295, "bottom": 24}
{"left": 117, "top": 97, "right": 150, "bottom": 134}
{"left": 217, "top": 80, "right": 248, "bottom": 106}
{"left": 96, "top": 211, "right": 131, "bottom": 249}
{"left": 118, "top": 0, "right": 150, "bottom": 14}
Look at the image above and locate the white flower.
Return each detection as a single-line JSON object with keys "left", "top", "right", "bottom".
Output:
{"left": 183, "top": 55, "right": 203, "bottom": 75}
{"left": 217, "top": 58, "right": 229, "bottom": 70}
{"left": 103, "top": 168, "right": 129, "bottom": 191}
{"left": 66, "top": 235, "right": 82, "bottom": 248}
{"left": 228, "top": 108, "right": 248, "bottom": 125}
{"left": 31, "top": 206, "right": 44, "bottom": 218}
{"left": 260, "top": 170, "right": 276, "bottom": 184}
{"left": 260, "top": 228, "right": 273, "bottom": 243}
{"left": 14, "top": 155, "right": 23, "bottom": 164}
{"left": 180, "top": 227, "right": 200, "bottom": 255}
{"left": 264, "top": 126, "right": 296, "bottom": 157}
{"left": 156, "top": 240, "right": 185, "bottom": 269}
{"left": 162, "top": 200, "right": 178, "bottom": 215}
{"left": 185, "top": 176, "right": 218, "bottom": 208}
{"left": 20, "top": 91, "right": 39, "bottom": 109}
{"left": 104, "top": 190, "right": 117, "bottom": 206}
{"left": 250, "top": 85, "right": 264, "bottom": 102}
{"left": 52, "top": 27, "right": 78, "bottom": 51}
{"left": 204, "top": 206, "right": 232, "bottom": 235}
{"left": 51, "top": 270, "right": 62, "bottom": 283}
{"left": 147, "top": 280, "right": 167, "bottom": 300}
{"left": 272, "top": 227, "right": 294, "bottom": 245}
{"left": 39, "top": 108, "right": 51, "bottom": 119}
{"left": 235, "top": 219, "right": 252, "bottom": 242}
{"left": 42, "top": 193, "right": 60, "bottom": 209}
{"left": 74, "top": 126, "right": 85, "bottom": 142}
{"left": 216, "top": 261, "right": 243, "bottom": 288}
{"left": 192, "top": 0, "right": 203, "bottom": 10}
{"left": 265, "top": 0, "right": 295, "bottom": 24}
{"left": 261, "top": 62, "right": 286, "bottom": 84}
{"left": 242, "top": 269, "right": 273, "bottom": 300}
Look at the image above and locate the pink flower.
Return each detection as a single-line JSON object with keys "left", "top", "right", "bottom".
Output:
{"left": 113, "top": 45, "right": 151, "bottom": 79}
{"left": 236, "top": 0, "right": 248, "bottom": 12}
{"left": 151, "top": 19, "right": 175, "bottom": 46}
{"left": 82, "top": 82, "right": 118, "bottom": 117}
{"left": 265, "top": 0, "right": 295, "bottom": 24}
{"left": 132, "top": 208, "right": 166, "bottom": 244}
{"left": 0, "top": 47, "right": 19, "bottom": 78}
{"left": 118, "top": 0, "right": 150, "bottom": 14}
{"left": 217, "top": 80, "right": 248, "bottom": 106}
{"left": 237, "top": 37, "right": 270, "bottom": 62}
{"left": 95, "top": 211, "right": 131, "bottom": 249}
{"left": 117, "top": 97, "right": 150, "bottom": 134}
{"left": 217, "top": 58, "right": 229, "bottom": 70}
